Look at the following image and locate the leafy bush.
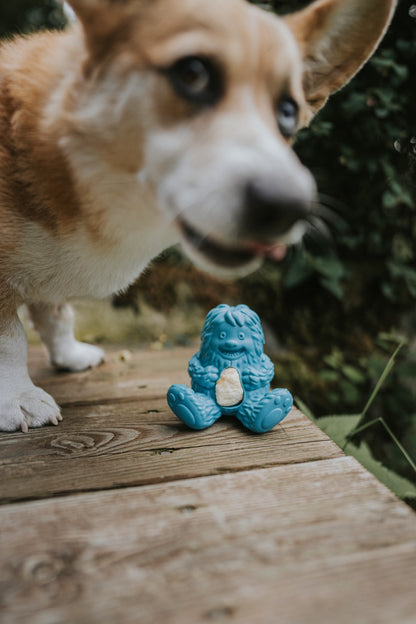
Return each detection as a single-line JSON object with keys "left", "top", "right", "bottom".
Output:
{"left": 244, "top": 0, "right": 416, "bottom": 491}
{"left": 245, "top": 2, "right": 416, "bottom": 381}
{"left": 0, "top": 0, "right": 66, "bottom": 38}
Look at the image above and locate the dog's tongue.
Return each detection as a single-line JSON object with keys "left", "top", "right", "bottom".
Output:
{"left": 264, "top": 244, "right": 287, "bottom": 261}
{"left": 247, "top": 242, "right": 287, "bottom": 262}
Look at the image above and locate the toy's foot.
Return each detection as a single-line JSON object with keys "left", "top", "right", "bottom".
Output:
{"left": 167, "top": 385, "right": 222, "bottom": 430}
{"left": 237, "top": 389, "right": 293, "bottom": 433}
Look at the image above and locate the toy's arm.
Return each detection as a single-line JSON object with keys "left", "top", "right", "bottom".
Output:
{"left": 188, "top": 353, "right": 219, "bottom": 389}
{"left": 242, "top": 354, "right": 274, "bottom": 389}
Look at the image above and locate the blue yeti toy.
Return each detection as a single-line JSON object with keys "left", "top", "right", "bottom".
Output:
{"left": 167, "top": 304, "right": 293, "bottom": 433}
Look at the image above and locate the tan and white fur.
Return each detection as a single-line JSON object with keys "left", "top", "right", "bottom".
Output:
{"left": 0, "top": 0, "right": 396, "bottom": 431}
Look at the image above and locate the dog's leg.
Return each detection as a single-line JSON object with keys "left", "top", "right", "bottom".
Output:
{"left": 29, "top": 303, "right": 105, "bottom": 372}
{"left": 0, "top": 314, "right": 62, "bottom": 432}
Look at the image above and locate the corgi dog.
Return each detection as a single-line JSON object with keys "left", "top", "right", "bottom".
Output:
{"left": 0, "top": 0, "right": 396, "bottom": 432}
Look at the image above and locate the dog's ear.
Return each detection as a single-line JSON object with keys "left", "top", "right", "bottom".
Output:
{"left": 65, "top": 0, "right": 141, "bottom": 61}
{"left": 65, "top": 0, "right": 135, "bottom": 21}
{"left": 284, "top": 0, "right": 397, "bottom": 119}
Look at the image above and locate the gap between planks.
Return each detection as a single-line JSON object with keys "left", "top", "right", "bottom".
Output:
{"left": 0, "top": 346, "right": 343, "bottom": 504}
{"left": 1, "top": 346, "right": 415, "bottom": 624}
{"left": 0, "top": 406, "right": 342, "bottom": 504}
{"left": 0, "top": 457, "right": 415, "bottom": 624}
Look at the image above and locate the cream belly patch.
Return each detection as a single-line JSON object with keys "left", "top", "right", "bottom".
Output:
{"left": 215, "top": 367, "right": 244, "bottom": 407}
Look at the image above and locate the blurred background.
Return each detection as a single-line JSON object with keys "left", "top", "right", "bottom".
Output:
{"left": 1, "top": 0, "right": 415, "bottom": 500}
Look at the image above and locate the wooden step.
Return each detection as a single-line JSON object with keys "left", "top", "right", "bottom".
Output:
{"left": 0, "top": 346, "right": 415, "bottom": 623}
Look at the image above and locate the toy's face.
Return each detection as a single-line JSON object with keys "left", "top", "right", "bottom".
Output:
{"left": 211, "top": 323, "right": 255, "bottom": 362}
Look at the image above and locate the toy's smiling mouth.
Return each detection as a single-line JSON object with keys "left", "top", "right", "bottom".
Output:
{"left": 178, "top": 219, "right": 287, "bottom": 272}
{"left": 218, "top": 348, "right": 244, "bottom": 359}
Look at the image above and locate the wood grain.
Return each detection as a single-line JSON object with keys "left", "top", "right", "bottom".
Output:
{"left": 0, "top": 345, "right": 415, "bottom": 624}
{"left": 0, "top": 458, "right": 415, "bottom": 624}
{"left": 0, "top": 348, "right": 342, "bottom": 502}
{"left": 28, "top": 346, "right": 196, "bottom": 405}
{"left": 0, "top": 405, "right": 342, "bottom": 502}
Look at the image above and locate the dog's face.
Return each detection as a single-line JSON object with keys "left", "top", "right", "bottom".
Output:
{"left": 141, "top": 1, "right": 314, "bottom": 277}
{"left": 67, "top": 0, "right": 396, "bottom": 278}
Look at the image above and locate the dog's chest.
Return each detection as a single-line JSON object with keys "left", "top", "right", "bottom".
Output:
{"left": 16, "top": 199, "right": 176, "bottom": 301}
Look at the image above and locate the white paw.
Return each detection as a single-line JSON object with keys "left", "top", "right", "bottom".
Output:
{"left": 52, "top": 341, "right": 105, "bottom": 372}
{"left": 0, "top": 385, "right": 62, "bottom": 433}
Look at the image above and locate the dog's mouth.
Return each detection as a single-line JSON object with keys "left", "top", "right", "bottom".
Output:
{"left": 178, "top": 219, "right": 287, "bottom": 272}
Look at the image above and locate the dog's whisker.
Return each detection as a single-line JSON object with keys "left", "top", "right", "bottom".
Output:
{"left": 311, "top": 198, "right": 348, "bottom": 230}
{"left": 316, "top": 192, "right": 348, "bottom": 212}
{"left": 303, "top": 214, "right": 335, "bottom": 248}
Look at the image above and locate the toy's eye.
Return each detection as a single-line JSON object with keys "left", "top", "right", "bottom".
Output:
{"left": 277, "top": 98, "right": 299, "bottom": 138}
{"left": 165, "top": 56, "right": 223, "bottom": 106}
{"left": 219, "top": 331, "right": 226, "bottom": 340}
{"left": 239, "top": 332, "right": 245, "bottom": 340}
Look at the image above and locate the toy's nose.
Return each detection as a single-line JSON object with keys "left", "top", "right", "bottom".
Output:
{"left": 224, "top": 340, "right": 240, "bottom": 350}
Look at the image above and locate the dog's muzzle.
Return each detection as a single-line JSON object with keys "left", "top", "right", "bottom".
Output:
{"left": 242, "top": 179, "right": 312, "bottom": 239}
{"left": 178, "top": 177, "right": 313, "bottom": 275}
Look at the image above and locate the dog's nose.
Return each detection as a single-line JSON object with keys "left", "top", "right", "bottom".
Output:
{"left": 243, "top": 180, "right": 311, "bottom": 238}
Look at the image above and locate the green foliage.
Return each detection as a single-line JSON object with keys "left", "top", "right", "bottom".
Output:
{"left": 284, "top": 249, "right": 346, "bottom": 299}
{"left": 317, "top": 413, "right": 416, "bottom": 505}
{"left": 298, "top": 343, "right": 416, "bottom": 505}
{"left": 292, "top": 0, "right": 416, "bottom": 308}
{"left": 243, "top": 1, "right": 416, "bottom": 407}
{"left": 0, "top": 0, "right": 66, "bottom": 39}
{"left": 245, "top": 0, "right": 416, "bottom": 498}
{"left": 248, "top": 0, "right": 416, "bottom": 314}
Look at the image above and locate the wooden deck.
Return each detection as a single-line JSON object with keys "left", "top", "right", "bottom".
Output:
{"left": 1, "top": 346, "right": 415, "bottom": 624}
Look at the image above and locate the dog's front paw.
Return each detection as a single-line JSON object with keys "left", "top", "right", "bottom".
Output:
{"left": 52, "top": 342, "right": 105, "bottom": 372}
{"left": 0, "top": 386, "right": 62, "bottom": 433}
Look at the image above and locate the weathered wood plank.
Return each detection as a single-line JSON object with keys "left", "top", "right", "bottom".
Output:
{"left": 0, "top": 457, "right": 415, "bottom": 624}
{"left": 28, "top": 346, "right": 196, "bottom": 405}
{"left": 0, "top": 406, "right": 342, "bottom": 502}
{"left": 0, "top": 347, "right": 342, "bottom": 502}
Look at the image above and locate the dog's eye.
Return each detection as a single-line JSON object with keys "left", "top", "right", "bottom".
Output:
{"left": 277, "top": 98, "right": 299, "bottom": 138}
{"left": 166, "top": 56, "right": 223, "bottom": 106}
